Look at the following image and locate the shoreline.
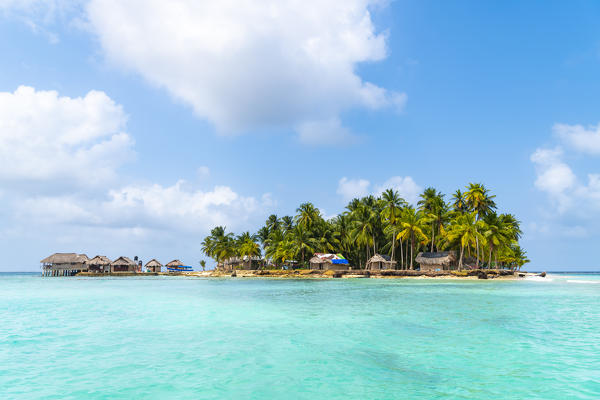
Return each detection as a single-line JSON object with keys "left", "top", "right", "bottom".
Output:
{"left": 76, "top": 269, "right": 532, "bottom": 280}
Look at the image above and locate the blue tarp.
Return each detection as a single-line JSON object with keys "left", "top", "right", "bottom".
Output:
{"left": 331, "top": 259, "right": 349, "bottom": 265}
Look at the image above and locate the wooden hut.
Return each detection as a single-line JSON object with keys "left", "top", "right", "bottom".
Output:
{"left": 309, "top": 253, "right": 348, "bottom": 271}
{"left": 144, "top": 259, "right": 162, "bottom": 273}
{"left": 366, "top": 254, "right": 397, "bottom": 270}
{"left": 110, "top": 256, "right": 137, "bottom": 273}
{"left": 86, "top": 255, "right": 111, "bottom": 274}
{"left": 41, "top": 253, "right": 89, "bottom": 276}
{"left": 415, "top": 251, "right": 457, "bottom": 271}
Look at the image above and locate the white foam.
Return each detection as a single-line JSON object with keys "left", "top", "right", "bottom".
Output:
{"left": 566, "top": 280, "right": 600, "bottom": 284}
{"left": 525, "top": 276, "right": 553, "bottom": 282}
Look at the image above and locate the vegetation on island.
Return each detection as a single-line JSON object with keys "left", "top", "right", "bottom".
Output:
{"left": 201, "top": 183, "right": 529, "bottom": 270}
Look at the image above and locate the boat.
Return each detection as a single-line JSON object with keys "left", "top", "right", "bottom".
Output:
{"left": 167, "top": 265, "right": 193, "bottom": 272}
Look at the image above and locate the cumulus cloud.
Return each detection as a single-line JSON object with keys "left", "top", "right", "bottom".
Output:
{"left": 18, "top": 181, "right": 269, "bottom": 233}
{"left": 337, "top": 177, "right": 371, "bottom": 201}
{"left": 0, "top": 86, "right": 271, "bottom": 245}
{"left": 0, "top": 86, "right": 134, "bottom": 190}
{"left": 337, "top": 175, "right": 422, "bottom": 204}
{"left": 531, "top": 146, "right": 600, "bottom": 214}
{"left": 84, "top": 0, "right": 404, "bottom": 141}
{"left": 375, "top": 176, "right": 422, "bottom": 204}
{"left": 554, "top": 123, "right": 600, "bottom": 155}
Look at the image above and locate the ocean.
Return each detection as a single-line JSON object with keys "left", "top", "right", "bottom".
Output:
{"left": 1, "top": 273, "right": 599, "bottom": 399}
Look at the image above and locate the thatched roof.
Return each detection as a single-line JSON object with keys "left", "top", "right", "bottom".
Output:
{"left": 86, "top": 255, "right": 111, "bottom": 266}
{"left": 145, "top": 259, "right": 163, "bottom": 267}
{"left": 40, "top": 253, "right": 88, "bottom": 264}
{"left": 415, "top": 251, "right": 456, "bottom": 266}
{"left": 367, "top": 254, "right": 394, "bottom": 264}
{"left": 166, "top": 259, "right": 183, "bottom": 267}
{"left": 309, "top": 256, "right": 332, "bottom": 264}
{"left": 111, "top": 256, "right": 136, "bottom": 266}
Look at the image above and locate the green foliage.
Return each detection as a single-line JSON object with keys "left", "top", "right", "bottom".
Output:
{"left": 201, "top": 184, "right": 529, "bottom": 271}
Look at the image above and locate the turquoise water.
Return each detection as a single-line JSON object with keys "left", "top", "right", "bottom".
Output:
{"left": 1, "top": 273, "right": 599, "bottom": 399}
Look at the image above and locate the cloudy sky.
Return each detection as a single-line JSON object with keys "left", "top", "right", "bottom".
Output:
{"left": 1, "top": 0, "right": 600, "bottom": 271}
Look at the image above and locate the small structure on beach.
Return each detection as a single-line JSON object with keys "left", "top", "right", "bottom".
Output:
{"left": 366, "top": 254, "right": 397, "bottom": 270}
{"left": 110, "top": 256, "right": 138, "bottom": 273}
{"left": 86, "top": 255, "right": 111, "bottom": 274}
{"left": 41, "top": 253, "right": 89, "bottom": 276}
{"left": 309, "top": 253, "right": 349, "bottom": 271}
{"left": 144, "top": 259, "right": 162, "bottom": 273}
{"left": 415, "top": 251, "right": 457, "bottom": 271}
{"left": 166, "top": 260, "right": 193, "bottom": 272}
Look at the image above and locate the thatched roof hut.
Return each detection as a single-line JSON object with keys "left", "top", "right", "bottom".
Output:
{"left": 86, "top": 255, "right": 111, "bottom": 273}
{"left": 87, "top": 255, "right": 111, "bottom": 266}
{"left": 110, "top": 256, "right": 137, "bottom": 273}
{"left": 41, "top": 253, "right": 88, "bottom": 265}
{"left": 309, "top": 253, "right": 348, "bottom": 271}
{"left": 366, "top": 254, "right": 396, "bottom": 270}
{"left": 144, "top": 259, "right": 163, "bottom": 272}
{"left": 166, "top": 259, "right": 183, "bottom": 267}
{"left": 415, "top": 251, "right": 457, "bottom": 271}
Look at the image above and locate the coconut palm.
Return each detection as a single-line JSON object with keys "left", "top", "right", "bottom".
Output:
{"left": 396, "top": 207, "right": 429, "bottom": 270}
{"left": 381, "top": 188, "right": 406, "bottom": 263}
{"left": 445, "top": 212, "right": 485, "bottom": 270}
{"left": 418, "top": 187, "right": 447, "bottom": 252}
{"left": 292, "top": 224, "right": 316, "bottom": 267}
{"left": 296, "top": 202, "right": 321, "bottom": 230}
{"left": 199, "top": 260, "right": 206, "bottom": 271}
{"left": 464, "top": 183, "right": 497, "bottom": 267}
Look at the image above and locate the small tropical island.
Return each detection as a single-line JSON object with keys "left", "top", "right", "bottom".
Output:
{"left": 200, "top": 183, "right": 531, "bottom": 279}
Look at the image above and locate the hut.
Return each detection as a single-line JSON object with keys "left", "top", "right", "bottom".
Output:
{"left": 110, "top": 256, "right": 137, "bottom": 273}
{"left": 366, "top": 254, "right": 397, "bottom": 270}
{"left": 144, "top": 259, "right": 163, "bottom": 273}
{"left": 86, "top": 255, "right": 111, "bottom": 274}
{"left": 41, "top": 253, "right": 89, "bottom": 276}
{"left": 415, "top": 251, "right": 457, "bottom": 271}
{"left": 166, "top": 260, "right": 192, "bottom": 272}
{"left": 309, "top": 253, "right": 349, "bottom": 271}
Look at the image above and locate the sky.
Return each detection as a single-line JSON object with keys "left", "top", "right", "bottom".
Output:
{"left": 1, "top": 0, "right": 600, "bottom": 271}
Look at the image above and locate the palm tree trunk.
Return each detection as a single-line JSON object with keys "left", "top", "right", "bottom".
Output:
{"left": 410, "top": 233, "right": 414, "bottom": 270}
{"left": 431, "top": 222, "right": 435, "bottom": 252}
{"left": 488, "top": 247, "right": 493, "bottom": 270}
{"left": 399, "top": 238, "right": 403, "bottom": 269}
{"left": 372, "top": 233, "right": 376, "bottom": 257}
{"left": 475, "top": 234, "right": 480, "bottom": 268}
{"left": 459, "top": 244, "right": 464, "bottom": 270}
{"left": 391, "top": 232, "right": 395, "bottom": 263}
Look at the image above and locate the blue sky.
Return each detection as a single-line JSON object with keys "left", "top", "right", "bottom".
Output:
{"left": 1, "top": 0, "right": 600, "bottom": 271}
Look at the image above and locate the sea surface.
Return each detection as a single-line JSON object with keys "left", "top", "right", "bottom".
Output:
{"left": 1, "top": 272, "right": 599, "bottom": 399}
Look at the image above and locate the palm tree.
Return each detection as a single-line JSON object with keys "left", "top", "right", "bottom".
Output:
{"left": 381, "top": 189, "right": 406, "bottom": 263}
{"left": 396, "top": 207, "right": 429, "bottom": 269}
{"left": 350, "top": 203, "right": 376, "bottom": 268}
{"left": 281, "top": 216, "right": 294, "bottom": 234}
{"left": 199, "top": 260, "right": 206, "bottom": 271}
{"left": 418, "top": 187, "right": 447, "bottom": 252}
{"left": 239, "top": 236, "right": 261, "bottom": 268}
{"left": 482, "top": 213, "right": 511, "bottom": 269}
{"left": 445, "top": 212, "right": 485, "bottom": 270}
{"left": 292, "top": 224, "right": 316, "bottom": 267}
{"left": 296, "top": 202, "right": 321, "bottom": 230}
{"left": 464, "top": 183, "right": 496, "bottom": 267}
{"left": 452, "top": 190, "right": 467, "bottom": 214}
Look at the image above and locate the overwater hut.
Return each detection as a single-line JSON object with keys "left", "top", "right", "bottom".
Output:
{"left": 309, "top": 253, "right": 349, "bottom": 271}
{"left": 144, "top": 259, "right": 162, "bottom": 273}
{"left": 41, "top": 253, "right": 89, "bottom": 276}
{"left": 415, "top": 251, "right": 457, "bottom": 271}
{"left": 366, "top": 254, "right": 397, "bottom": 270}
{"left": 86, "top": 255, "right": 111, "bottom": 274}
{"left": 110, "top": 256, "right": 137, "bottom": 273}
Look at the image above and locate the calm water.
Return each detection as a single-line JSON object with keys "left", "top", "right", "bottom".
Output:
{"left": 1, "top": 273, "right": 599, "bottom": 399}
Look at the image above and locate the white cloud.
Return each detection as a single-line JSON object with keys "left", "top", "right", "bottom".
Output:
{"left": 531, "top": 146, "right": 600, "bottom": 214}
{"left": 337, "top": 177, "right": 371, "bottom": 201}
{"left": 17, "top": 181, "right": 270, "bottom": 234}
{"left": 554, "top": 123, "right": 600, "bottom": 155}
{"left": 375, "top": 176, "right": 422, "bottom": 205}
{"left": 0, "top": 86, "right": 134, "bottom": 190}
{"left": 337, "top": 175, "right": 422, "bottom": 204}
{"left": 296, "top": 117, "right": 355, "bottom": 145}
{"left": 84, "top": 0, "right": 405, "bottom": 142}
